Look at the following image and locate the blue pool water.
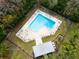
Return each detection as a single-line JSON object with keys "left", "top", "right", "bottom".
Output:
{"left": 28, "top": 14, "right": 55, "bottom": 31}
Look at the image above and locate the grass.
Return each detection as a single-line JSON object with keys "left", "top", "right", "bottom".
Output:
{"left": 11, "top": 49, "right": 33, "bottom": 59}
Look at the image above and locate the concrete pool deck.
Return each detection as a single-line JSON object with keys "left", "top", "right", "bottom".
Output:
{"left": 16, "top": 9, "right": 62, "bottom": 43}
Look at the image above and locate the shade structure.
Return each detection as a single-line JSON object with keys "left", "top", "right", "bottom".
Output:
{"left": 32, "top": 41, "right": 56, "bottom": 58}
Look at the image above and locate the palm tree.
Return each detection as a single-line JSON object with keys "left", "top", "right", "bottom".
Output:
{"left": 64, "top": 0, "right": 79, "bottom": 15}
{"left": 48, "top": 0, "right": 58, "bottom": 8}
{"left": 40, "top": 0, "right": 58, "bottom": 8}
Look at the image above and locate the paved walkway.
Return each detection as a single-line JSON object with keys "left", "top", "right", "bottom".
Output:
{"left": 35, "top": 35, "right": 43, "bottom": 45}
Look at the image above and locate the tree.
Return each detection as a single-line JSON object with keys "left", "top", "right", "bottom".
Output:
{"left": 0, "top": 24, "right": 6, "bottom": 42}
{"left": 64, "top": 0, "right": 79, "bottom": 16}
{"left": 0, "top": 43, "right": 10, "bottom": 57}
{"left": 3, "top": 15, "right": 14, "bottom": 23}
{"left": 40, "top": 0, "right": 58, "bottom": 9}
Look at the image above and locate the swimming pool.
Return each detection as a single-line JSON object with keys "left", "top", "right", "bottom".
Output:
{"left": 16, "top": 10, "right": 62, "bottom": 42}
{"left": 28, "top": 14, "right": 55, "bottom": 31}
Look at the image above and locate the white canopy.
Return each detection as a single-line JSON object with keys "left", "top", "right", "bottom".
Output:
{"left": 32, "top": 41, "right": 56, "bottom": 58}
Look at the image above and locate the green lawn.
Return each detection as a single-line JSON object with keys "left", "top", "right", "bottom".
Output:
{"left": 11, "top": 49, "right": 33, "bottom": 59}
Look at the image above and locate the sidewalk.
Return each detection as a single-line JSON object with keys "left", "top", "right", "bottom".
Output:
{"left": 35, "top": 36, "right": 43, "bottom": 45}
